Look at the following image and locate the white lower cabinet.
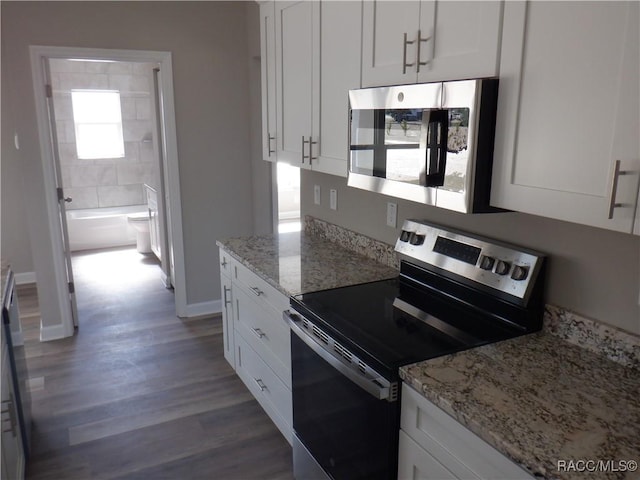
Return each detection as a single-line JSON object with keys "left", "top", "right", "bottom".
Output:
{"left": 1, "top": 328, "right": 25, "bottom": 480}
{"left": 218, "top": 247, "right": 292, "bottom": 444}
{"left": 235, "top": 335, "right": 292, "bottom": 444}
{"left": 219, "top": 248, "right": 235, "bottom": 368}
{"left": 398, "top": 383, "right": 533, "bottom": 480}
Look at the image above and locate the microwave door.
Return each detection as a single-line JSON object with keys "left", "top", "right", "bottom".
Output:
{"left": 423, "top": 110, "right": 448, "bottom": 187}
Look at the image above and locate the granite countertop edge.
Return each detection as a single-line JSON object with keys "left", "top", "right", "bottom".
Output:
{"left": 216, "top": 238, "right": 295, "bottom": 296}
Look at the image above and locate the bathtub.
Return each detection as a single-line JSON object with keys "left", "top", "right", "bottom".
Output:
{"left": 66, "top": 205, "right": 148, "bottom": 252}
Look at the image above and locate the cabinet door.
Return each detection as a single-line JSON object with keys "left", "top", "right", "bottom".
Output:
{"left": 491, "top": 1, "right": 640, "bottom": 233}
{"left": 220, "top": 274, "right": 235, "bottom": 368}
{"left": 275, "top": 0, "right": 316, "bottom": 168}
{"left": 1, "top": 342, "right": 24, "bottom": 480}
{"left": 260, "top": 1, "right": 277, "bottom": 162}
{"left": 362, "top": 1, "right": 421, "bottom": 87}
{"left": 417, "top": 1, "right": 502, "bottom": 83}
{"left": 313, "top": 1, "right": 361, "bottom": 177}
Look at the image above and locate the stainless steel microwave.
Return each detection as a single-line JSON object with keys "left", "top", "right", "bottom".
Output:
{"left": 348, "top": 79, "right": 499, "bottom": 213}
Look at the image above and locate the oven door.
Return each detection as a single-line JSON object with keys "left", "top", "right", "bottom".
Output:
{"left": 285, "top": 310, "right": 399, "bottom": 480}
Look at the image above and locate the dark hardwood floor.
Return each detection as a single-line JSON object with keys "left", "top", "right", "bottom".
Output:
{"left": 19, "top": 247, "right": 293, "bottom": 480}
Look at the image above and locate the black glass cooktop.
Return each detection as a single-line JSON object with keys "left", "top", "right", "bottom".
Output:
{"left": 290, "top": 277, "right": 523, "bottom": 379}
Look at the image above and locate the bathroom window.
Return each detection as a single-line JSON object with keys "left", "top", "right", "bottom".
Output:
{"left": 71, "top": 90, "right": 125, "bottom": 160}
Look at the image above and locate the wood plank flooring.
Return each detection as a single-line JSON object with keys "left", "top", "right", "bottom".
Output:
{"left": 20, "top": 247, "right": 294, "bottom": 480}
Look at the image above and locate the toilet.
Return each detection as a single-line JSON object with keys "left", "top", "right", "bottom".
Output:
{"left": 127, "top": 212, "right": 152, "bottom": 254}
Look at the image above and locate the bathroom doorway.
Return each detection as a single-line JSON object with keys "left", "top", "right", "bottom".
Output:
{"left": 30, "top": 46, "right": 187, "bottom": 338}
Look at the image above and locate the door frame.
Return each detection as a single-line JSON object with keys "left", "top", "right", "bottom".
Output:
{"left": 29, "top": 45, "right": 188, "bottom": 337}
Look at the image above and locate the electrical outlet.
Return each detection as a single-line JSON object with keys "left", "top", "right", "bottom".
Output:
{"left": 386, "top": 202, "right": 397, "bottom": 228}
{"left": 314, "top": 185, "right": 321, "bottom": 205}
{"left": 330, "top": 189, "right": 337, "bottom": 211}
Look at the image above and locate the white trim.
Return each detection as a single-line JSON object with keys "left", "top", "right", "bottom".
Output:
{"left": 184, "top": 300, "right": 222, "bottom": 319}
{"left": 39, "top": 323, "right": 66, "bottom": 342}
{"left": 29, "top": 45, "right": 187, "bottom": 335}
{"left": 30, "top": 47, "right": 75, "bottom": 339}
{"left": 14, "top": 272, "right": 37, "bottom": 285}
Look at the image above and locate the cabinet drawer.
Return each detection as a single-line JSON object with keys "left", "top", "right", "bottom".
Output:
{"left": 400, "top": 384, "right": 534, "bottom": 479}
{"left": 218, "top": 247, "right": 234, "bottom": 278}
{"left": 234, "top": 285, "right": 291, "bottom": 388}
{"left": 398, "top": 430, "right": 456, "bottom": 480}
{"left": 235, "top": 335, "right": 292, "bottom": 445}
{"left": 233, "top": 260, "right": 289, "bottom": 314}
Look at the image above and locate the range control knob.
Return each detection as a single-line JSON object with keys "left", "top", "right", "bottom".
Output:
{"left": 511, "top": 265, "right": 529, "bottom": 281}
{"left": 409, "top": 233, "right": 425, "bottom": 246}
{"left": 479, "top": 255, "right": 495, "bottom": 271}
{"left": 400, "top": 230, "right": 412, "bottom": 242}
{"left": 495, "top": 260, "right": 511, "bottom": 276}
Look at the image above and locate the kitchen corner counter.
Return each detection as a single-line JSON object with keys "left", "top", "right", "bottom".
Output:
{"left": 400, "top": 332, "right": 640, "bottom": 480}
{"left": 216, "top": 231, "right": 398, "bottom": 297}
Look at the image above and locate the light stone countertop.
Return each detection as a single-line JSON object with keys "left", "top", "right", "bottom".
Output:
{"left": 400, "top": 332, "right": 640, "bottom": 480}
{"left": 217, "top": 225, "right": 639, "bottom": 480}
{"left": 216, "top": 231, "right": 398, "bottom": 297}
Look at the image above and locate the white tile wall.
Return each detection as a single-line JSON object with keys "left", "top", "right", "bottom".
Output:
{"left": 98, "top": 185, "right": 144, "bottom": 207}
{"left": 69, "top": 165, "right": 117, "bottom": 188}
{"left": 139, "top": 142, "right": 155, "bottom": 164}
{"left": 65, "top": 187, "right": 99, "bottom": 209}
{"left": 117, "top": 164, "right": 155, "bottom": 186}
{"left": 59, "top": 72, "right": 109, "bottom": 90}
{"left": 50, "top": 59, "right": 159, "bottom": 210}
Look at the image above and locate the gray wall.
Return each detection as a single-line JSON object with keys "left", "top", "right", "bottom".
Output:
{"left": 301, "top": 170, "right": 640, "bottom": 335}
{"left": 1, "top": 1, "right": 271, "bottom": 323}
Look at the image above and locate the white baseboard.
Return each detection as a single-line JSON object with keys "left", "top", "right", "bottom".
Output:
{"left": 183, "top": 300, "right": 222, "bottom": 318}
{"left": 14, "top": 271, "right": 36, "bottom": 285}
{"left": 40, "top": 323, "right": 67, "bottom": 342}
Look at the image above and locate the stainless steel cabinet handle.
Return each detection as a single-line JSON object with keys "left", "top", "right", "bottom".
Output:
{"left": 223, "top": 286, "right": 232, "bottom": 306}
{"left": 220, "top": 259, "right": 227, "bottom": 268}
{"left": 416, "top": 29, "right": 431, "bottom": 73}
{"left": 608, "top": 160, "right": 631, "bottom": 219}
{"left": 309, "top": 137, "right": 317, "bottom": 165}
{"left": 252, "top": 327, "right": 265, "bottom": 339}
{"left": 402, "top": 33, "right": 416, "bottom": 74}
{"left": 267, "top": 133, "right": 275, "bottom": 156}
{"left": 254, "top": 378, "right": 267, "bottom": 391}
{"left": 250, "top": 287, "right": 264, "bottom": 296}
{"left": 302, "top": 136, "right": 310, "bottom": 163}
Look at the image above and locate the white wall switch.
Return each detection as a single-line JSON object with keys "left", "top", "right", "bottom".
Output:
{"left": 386, "top": 202, "right": 397, "bottom": 228}
{"left": 330, "top": 189, "right": 337, "bottom": 210}
{"left": 314, "top": 185, "right": 321, "bottom": 205}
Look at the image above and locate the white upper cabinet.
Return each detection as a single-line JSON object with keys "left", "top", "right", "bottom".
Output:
{"left": 315, "top": 1, "right": 361, "bottom": 177}
{"left": 362, "top": 1, "right": 503, "bottom": 87}
{"left": 259, "top": 1, "right": 277, "bottom": 162}
{"left": 491, "top": 1, "right": 640, "bottom": 234}
{"left": 275, "top": 0, "right": 316, "bottom": 168}
{"left": 273, "top": 0, "right": 360, "bottom": 177}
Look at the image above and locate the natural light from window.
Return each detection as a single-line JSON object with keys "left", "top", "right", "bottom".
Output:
{"left": 71, "top": 90, "right": 125, "bottom": 160}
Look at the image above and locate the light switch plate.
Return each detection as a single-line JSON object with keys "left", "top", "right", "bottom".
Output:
{"left": 386, "top": 202, "right": 397, "bottom": 228}
{"left": 330, "top": 189, "right": 337, "bottom": 210}
{"left": 314, "top": 185, "right": 321, "bottom": 205}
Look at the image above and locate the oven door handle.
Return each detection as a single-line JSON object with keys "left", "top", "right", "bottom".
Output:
{"left": 283, "top": 310, "right": 392, "bottom": 402}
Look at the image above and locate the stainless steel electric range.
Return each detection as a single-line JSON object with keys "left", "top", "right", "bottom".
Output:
{"left": 283, "top": 219, "right": 546, "bottom": 480}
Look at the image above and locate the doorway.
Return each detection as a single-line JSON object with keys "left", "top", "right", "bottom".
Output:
{"left": 30, "top": 46, "right": 187, "bottom": 339}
